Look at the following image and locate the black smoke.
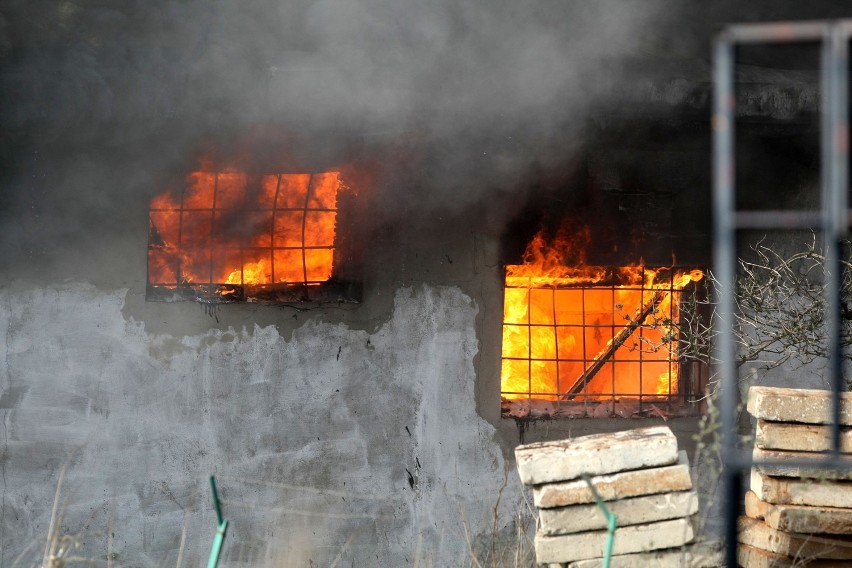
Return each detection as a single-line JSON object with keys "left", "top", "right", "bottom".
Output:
{"left": 2, "top": 1, "right": 852, "bottom": 279}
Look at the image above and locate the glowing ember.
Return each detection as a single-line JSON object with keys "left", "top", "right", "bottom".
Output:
{"left": 501, "top": 228, "right": 703, "bottom": 402}
{"left": 148, "top": 169, "right": 342, "bottom": 297}
{"left": 224, "top": 258, "right": 272, "bottom": 285}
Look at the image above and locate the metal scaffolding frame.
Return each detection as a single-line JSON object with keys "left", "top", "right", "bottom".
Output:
{"left": 713, "top": 20, "right": 852, "bottom": 567}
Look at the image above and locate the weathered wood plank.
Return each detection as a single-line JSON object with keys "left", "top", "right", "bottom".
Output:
{"left": 534, "top": 450, "right": 691, "bottom": 508}
{"left": 546, "top": 539, "right": 723, "bottom": 567}
{"left": 515, "top": 426, "right": 678, "bottom": 485}
{"left": 752, "top": 447, "right": 852, "bottom": 480}
{"left": 747, "top": 386, "right": 852, "bottom": 425}
{"left": 745, "top": 490, "right": 852, "bottom": 534}
{"left": 755, "top": 419, "right": 852, "bottom": 453}
{"left": 534, "top": 517, "right": 694, "bottom": 564}
{"left": 750, "top": 469, "right": 852, "bottom": 508}
{"left": 737, "top": 543, "right": 849, "bottom": 568}
{"left": 738, "top": 516, "right": 852, "bottom": 560}
{"left": 539, "top": 491, "right": 698, "bottom": 535}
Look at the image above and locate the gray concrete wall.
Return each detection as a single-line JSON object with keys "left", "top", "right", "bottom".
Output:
{"left": 1, "top": 280, "right": 523, "bottom": 566}
{"left": 0, "top": 101, "right": 716, "bottom": 568}
{"left": 0, "top": 209, "right": 712, "bottom": 566}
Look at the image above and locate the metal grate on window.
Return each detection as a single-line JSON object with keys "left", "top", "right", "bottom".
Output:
{"left": 147, "top": 170, "right": 349, "bottom": 303}
{"left": 500, "top": 265, "right": 704, "bottom": 418}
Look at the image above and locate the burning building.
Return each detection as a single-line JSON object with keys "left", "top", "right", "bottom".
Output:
{"left": 147, "top": 169, "right": 357, "bottom": 303}
{"left": 500, "top": 228, "right": 705, "bottom": 417}
{"left": 0, "top": 1, "right": 847, "bottom": 565}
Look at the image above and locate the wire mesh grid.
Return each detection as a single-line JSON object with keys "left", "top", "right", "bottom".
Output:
{"left": 147, "top": 171, "right": 340, "bottom": 301}
{"left": 500, "top": 267, "right": 702, "bottom": 417}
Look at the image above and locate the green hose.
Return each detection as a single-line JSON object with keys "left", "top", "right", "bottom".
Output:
{"left": 582, "top": 474, "right": 617, "bottom": 568}
{"left": 207, "top": 475, "right": 229, "bottom": 568}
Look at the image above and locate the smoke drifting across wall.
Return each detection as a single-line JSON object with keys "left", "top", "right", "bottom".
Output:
{"left": 4, "top": 1, "right": 852, "bottom": 278}
{"left": 0, "top": 1, "right": 682, "bottom": 272}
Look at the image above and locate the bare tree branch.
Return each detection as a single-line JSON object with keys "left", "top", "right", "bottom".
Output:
{"left": 624, "top": 235, "right": 852, "bottom": 388}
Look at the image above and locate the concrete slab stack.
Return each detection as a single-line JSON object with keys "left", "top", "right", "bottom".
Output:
{"left": 740, "top": 386, "right": 852, "bottom": 566}
{"left": 515, "top": 426, "right": 722, "bottom": 567}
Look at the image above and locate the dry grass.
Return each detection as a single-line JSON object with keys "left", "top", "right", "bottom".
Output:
{"left": 460, "top": 472, "right": 537, "bottom": 568}
{"left": 7, "top": 464, "right": 191, "bottom": 568}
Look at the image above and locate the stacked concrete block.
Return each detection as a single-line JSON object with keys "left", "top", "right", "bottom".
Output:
{"left": 740, "top": 386, "right": 852, "bottom": 566}
{"left": 516, "top": 426, "right": 722, "bottom": 567}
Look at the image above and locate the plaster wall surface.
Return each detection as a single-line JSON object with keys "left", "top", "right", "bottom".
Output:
{"left": 0, "top": 282, "right": 517, "bottom": 566}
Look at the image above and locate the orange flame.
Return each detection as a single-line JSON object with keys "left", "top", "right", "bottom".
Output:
{"left": 148, "top": 170, "right": 342, "bottom": 292}
{"left": 501, "top": 228, "right": 703, "bottom": 402}
{"left": 225, "top": 258, "right": 271, "bottom": 285}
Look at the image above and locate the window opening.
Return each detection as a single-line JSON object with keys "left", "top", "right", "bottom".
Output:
{"left": 147, "top": 170, "right": 355, "bottom": 303}
{"left": 500, "top": 230, "right": 704, "bottom": 418}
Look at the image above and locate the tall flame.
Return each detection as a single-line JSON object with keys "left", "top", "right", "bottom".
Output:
{"left": 501, "top": 228, "right": 703, "bottom": 402}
